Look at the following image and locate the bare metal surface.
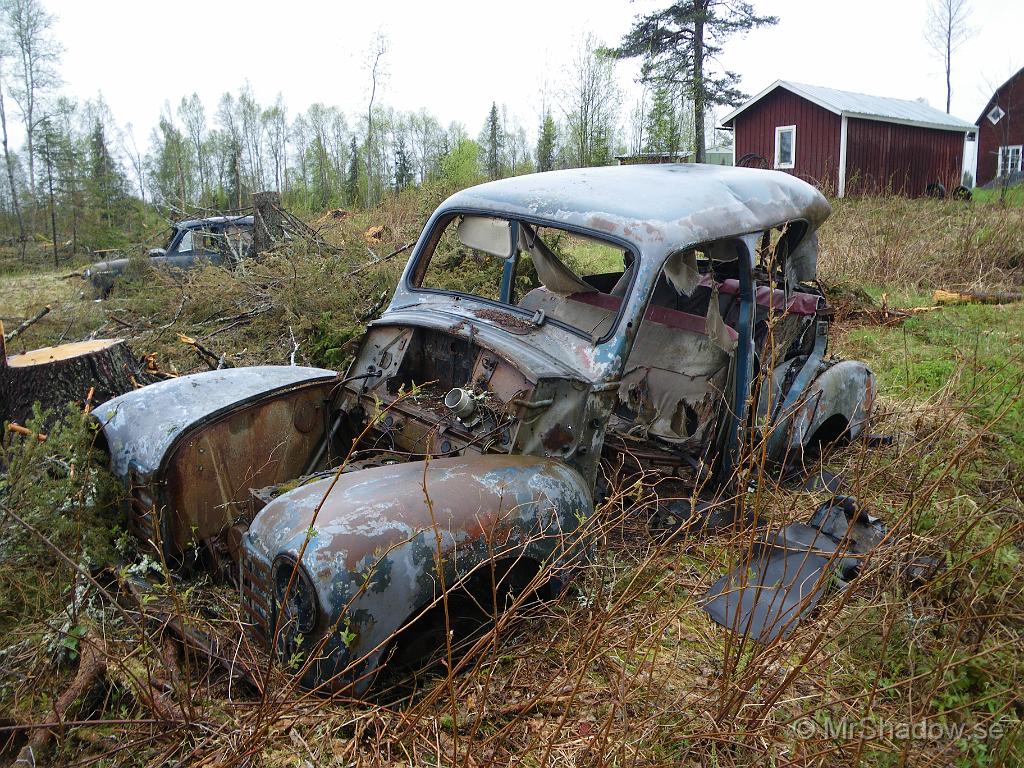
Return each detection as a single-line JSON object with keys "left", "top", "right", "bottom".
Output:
{"left": 95, "top": 366, "right": 337, "bottom": 477}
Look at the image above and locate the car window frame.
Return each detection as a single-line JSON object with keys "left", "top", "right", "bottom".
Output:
{"left": 406, "top": 208, "right": 641, "bottom": 345}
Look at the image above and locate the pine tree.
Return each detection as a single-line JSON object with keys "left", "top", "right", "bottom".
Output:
{"left": 536, "top": 113, "right": 557, "bottom": 172}
{"left": 606, "top": 1, "right": 776, "bottom": 161}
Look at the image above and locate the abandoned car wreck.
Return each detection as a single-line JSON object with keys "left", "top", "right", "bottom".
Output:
{"left": 94, "top": 164, "right": 876, "bottom": 692}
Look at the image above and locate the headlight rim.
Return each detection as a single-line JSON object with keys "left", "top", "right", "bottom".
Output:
{"left": 272, "top": 555, "right": 320, "bottom": 636}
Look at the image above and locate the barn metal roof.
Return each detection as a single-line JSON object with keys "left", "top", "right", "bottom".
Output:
{"left": 720, "top": 80, "right": 977, "bottom": 133}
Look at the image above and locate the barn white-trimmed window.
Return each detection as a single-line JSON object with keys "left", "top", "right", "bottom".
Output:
{"left": 774, "top": 125, "right": 796, "bottom": 169}
{"left": 997, "top": 145, "right": 1022, "bottom": 178}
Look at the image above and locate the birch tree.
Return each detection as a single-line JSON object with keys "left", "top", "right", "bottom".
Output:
{"left": 924, "top": 0, "right": 973, "bottom": 114}
{"left": 1, "top": 0, "right": 61, "bottom": 199}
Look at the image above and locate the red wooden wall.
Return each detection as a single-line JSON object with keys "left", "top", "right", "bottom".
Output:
{"left": 845, "top": 118, "right": 966, "bottom": 196}
{"left": 976, "top": 69, "right": 1024, "bottom": 187}
{"left": 733, "top": 89, "right": 841, "bottom": 195}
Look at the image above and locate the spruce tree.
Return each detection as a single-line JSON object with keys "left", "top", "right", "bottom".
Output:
{"left": 483, "top": 102, "right": 502, "bottom": 179}
{"left": 606, "top": 1, "right": 776, "bottom": 162}
{"left": 346, "top": 135, "right": 360, "bottom": 207}
{"left": 536, "top": 113, "right": 557, "bottom": 172}
{"left": 645, "top": 86, "right": 684, "bottom": 155}
{"left": 394, "top": 136, "right": 413, "bottom": 192}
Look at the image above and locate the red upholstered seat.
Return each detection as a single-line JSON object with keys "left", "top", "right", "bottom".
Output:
{"left": 565, "top": 290, "right": 738, "bottom": 342}
{"left": 717, "top": 279, "right": 821, "bottom": 316}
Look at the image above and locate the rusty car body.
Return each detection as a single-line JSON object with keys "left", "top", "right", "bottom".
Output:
{"left": 95, "top": 164, "right": 874, "bottom": 693}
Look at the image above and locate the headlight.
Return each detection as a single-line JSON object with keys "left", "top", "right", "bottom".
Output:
{"left": 274, "top": 557, "right": 318, "bottom": 634}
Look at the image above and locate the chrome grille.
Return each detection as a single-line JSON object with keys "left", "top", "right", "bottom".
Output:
{"left": 240, "top": 551, "right": 272, "bottom": 644}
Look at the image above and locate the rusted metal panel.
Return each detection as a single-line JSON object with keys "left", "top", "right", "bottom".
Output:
{"left": 163, "top": 381, "right": 335, "bottom": 551}
{"left": 845, "top": 118, "right": 966, "bottom": 196}
{"left": 732, "top": 88, "right": 842, "bottom": 194}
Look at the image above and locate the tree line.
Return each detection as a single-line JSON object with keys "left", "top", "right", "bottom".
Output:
{"left": 0, "top": 1, "right": 780, "bottom": 259}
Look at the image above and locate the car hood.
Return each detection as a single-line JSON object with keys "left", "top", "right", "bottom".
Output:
{"left": 94, "top": 365, "right": 338, "bottom": 477}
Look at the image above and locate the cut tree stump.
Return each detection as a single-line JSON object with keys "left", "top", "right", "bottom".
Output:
{"left": 0, "top": 336, "right": 143, "bottom": 426}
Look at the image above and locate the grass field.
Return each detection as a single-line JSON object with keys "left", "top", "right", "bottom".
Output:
{"left": 972, "top": 183, "right": 1024, "bottom": 206}
{"left": 0, "top": 192, "right": 1022, "bottom": 767}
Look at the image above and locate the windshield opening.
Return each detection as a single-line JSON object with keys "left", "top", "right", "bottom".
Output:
{"left": 415, "top": 214, "right": 631, "bottom": 337}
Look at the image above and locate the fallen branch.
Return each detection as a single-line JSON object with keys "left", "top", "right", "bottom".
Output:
{"left": 933, "top": 288, "right": 1023, "bottom": 305}
{"left": 15, "top": 631, "right": 108, "bottom": 766}
{"left": 121, "top": 577, "right": 264, "bottom": 695}
{"left": 288, "top": 325, "right": 299, "bottom": 366}
{"left": 7, "top": 423, "right": 47, "bottom": 442}
{"left": 4, "top": 305, "right": 51, "bottom": 343}
{"left": 177, "top": 333, "right": 233, "bottom": 370}
{"left": 346, "top": 241, "right": 416, "bottom": 279}
{"left": 81, "top": 387, "right": 95, "bottom": 422}
{"left": 105, "top": 312, "right": 135, "bottom": 332}
{"left": 273, "top": 203, "right": 344, "bottom": 254}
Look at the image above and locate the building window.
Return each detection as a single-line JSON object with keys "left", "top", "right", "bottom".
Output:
{"left": 997, "top": 145, "right": 1022, "bottom": 178}
{"left": 774, "top": 125, "right": 796, "bottom": 169}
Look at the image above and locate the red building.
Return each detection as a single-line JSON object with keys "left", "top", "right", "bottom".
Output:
{"left": 719, "top": 81, "right": 976, "bottom": 197}
{"left": 975, "top": 67, "right": 1024, "bottom": 187}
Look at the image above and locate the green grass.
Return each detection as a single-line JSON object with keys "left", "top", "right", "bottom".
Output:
{"left": 971, "top": 184, "right": 1024, "bottom": 206}
{"left": 839, "top": 301, "right": 1024, "bottom": 468}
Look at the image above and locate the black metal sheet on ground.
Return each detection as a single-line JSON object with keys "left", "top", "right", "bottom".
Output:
{"left": 702, "top": 523, "right": 840, "bottom": 643}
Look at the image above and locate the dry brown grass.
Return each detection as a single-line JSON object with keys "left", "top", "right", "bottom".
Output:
{"left": 819, "top": 196, "right": 1024, "bottom": 291}
{"left": 6, "top": 385, "right": 1020, "bottom": 767}
{"left": 1, "top": 191, "right": 1022, "bottom": 767}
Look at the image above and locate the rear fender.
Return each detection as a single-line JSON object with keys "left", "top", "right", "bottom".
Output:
{"left": 760, "top": 359, "right": 875, "bottom": 465}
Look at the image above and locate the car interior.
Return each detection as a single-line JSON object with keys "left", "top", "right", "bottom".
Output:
{"left": 414, "top": 216, "right": 821, "bottom": 466}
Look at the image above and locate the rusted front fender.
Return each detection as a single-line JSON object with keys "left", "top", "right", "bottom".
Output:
{"left": 241, "top": 454, "right": 593, "bottom": 693}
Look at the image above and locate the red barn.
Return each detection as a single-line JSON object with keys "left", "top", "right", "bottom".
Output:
{"left": 719, "top": 80, "right": 976, "bottom": 197}
{"left": 975, "top": 67, "right": 1024, "bottom": 187}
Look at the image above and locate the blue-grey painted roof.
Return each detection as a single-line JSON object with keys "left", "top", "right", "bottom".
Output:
{"left": 435, "top": 163, "right": 831, "bottom": 254}
{"left": 177, "top": 214, "right": 254, "bottom": 229}
{"left": 95, "top": 365, "right": 337, "bottom": 477}
{"left": 721, "top": 80, "right": 977, "bottom": 133}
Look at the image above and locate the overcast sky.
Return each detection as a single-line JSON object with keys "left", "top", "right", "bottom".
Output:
{"left": 44, "top": 0, "right": 1023, "bottom": 147}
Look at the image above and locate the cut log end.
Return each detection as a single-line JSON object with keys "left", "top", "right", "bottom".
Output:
{"left": 6, "top": 339, "right": 125, "bottom": 367}
{"left": 1, "top": 337, "right": 145, "bottom": 427}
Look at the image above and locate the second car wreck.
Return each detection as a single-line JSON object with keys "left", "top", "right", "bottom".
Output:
{"left": 84, "top": 215, "right": 255, "bottom": 295}
{"left": 94, "top": 164, "right": 877, "bottom": 692}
